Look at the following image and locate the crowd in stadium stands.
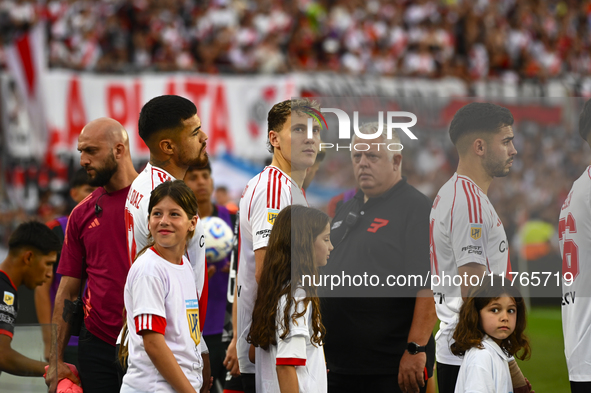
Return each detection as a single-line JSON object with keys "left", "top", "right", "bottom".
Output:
{"left": 0, "top": 0, "right": 590, "bottom": 80}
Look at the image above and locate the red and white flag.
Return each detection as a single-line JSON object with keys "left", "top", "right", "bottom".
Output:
{"left": 4, "top": 23, "right": 48, "bottom": 160}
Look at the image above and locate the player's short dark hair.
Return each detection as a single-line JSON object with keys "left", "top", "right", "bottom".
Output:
{"left": 579, "top": 98, "right": 591, "bottom": 141}
{"left": 187, "top": 162, "right": 211, "bottom": 174}
{"left": 70, "top": 168, "right": 91, "bottom": 189}
{"left": 449, "top": 102, "right": 514, "bottom": 145}
{"left": 138, "top": 95, "right": 197, "bottom": 144}
{"left": 8, "top": 221, "right": 61, "bottom": 255}
{"left": 267, "top": 98, "right": 320, "bottom": 153}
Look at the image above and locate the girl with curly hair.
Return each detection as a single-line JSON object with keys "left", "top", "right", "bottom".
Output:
{"left": 247, "top": 205, "right": 333, "bottom": 393}
{"left": 451, "top": 276, "right": 531, "bottom": 393}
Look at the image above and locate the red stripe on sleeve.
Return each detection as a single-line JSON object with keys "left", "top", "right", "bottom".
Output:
{"left": 0, "top": 329, "right": 14, "bottom": 338}
{"left": 0, "top": 270, "right": 17, "bottom": 291}
{"left": 272, "top": 170, "right": 278, "bottom": 209}
{"left": 461, "top": 181, "right": 473, "bottom": 223}
{"left": 276, "top": 173, "right": 283, "bottom": 209}
{"left": 134, "top": 314, "right": 166, "bottom": 335}
{"left": 248, "top": 172, "right": 264, "bottom": 220}
{"left": 276, "top": 358, "right": 306, "bottom": 366}
{"left": 466, "top": 182, "right": 479, "bottom": 223}
{"left": 199, "top": 262, "right": 208, "bottom": 332}
{"left": 506, "top": 251, "right": 512, "bottom": 274}
{"left": 429, "top": 219, "right": 439, "bottom": 275}
{"left": 266, "top": 169, "right": 272, "bottom": 209}
{"left": 450, "top": 178, "right": 458, "bottom": 232}
{"left": 470, "top": 183, "right": 483, "bottom": 224}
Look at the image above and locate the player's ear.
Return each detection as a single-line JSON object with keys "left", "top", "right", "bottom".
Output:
{"left": 473, "top": 137, "right": 486, "bottom": 157}
{"left": 392, "top": 154, "right": 402, "bottom": 171}
{"left": 189, "top": 216, "right": 198, "bottom": 232}
{"left": 158, "top": 138, "right": 175, "bottom": 156}
{"left": 113, "top": 142, "right": 125, "bottom": 159}
{"left": 268, "top": 130, "right": 281, "bottom": 150}
{"left": 22, "top": 250, "right": 34, "bottom": 267}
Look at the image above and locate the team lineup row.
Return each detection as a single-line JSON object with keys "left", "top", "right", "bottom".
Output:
{"left": 0, "top": 96, "right": 588, "bottom": 393}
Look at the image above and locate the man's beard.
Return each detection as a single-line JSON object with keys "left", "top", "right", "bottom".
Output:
{"left": 88, "top": 153, "right": 118, "bottom": 187}
{"left": 483, "top": 154, "right": 512, "bottom": 178}
{"left": 181, "top": 145, "right": 209, "bottom": 168}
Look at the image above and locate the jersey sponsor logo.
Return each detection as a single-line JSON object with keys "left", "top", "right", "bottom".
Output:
{"left": 88, "top": 218, "right": 100, "bottom": 229}
{"left": 497, "top": 218, "right": 502, "bottom": 227}
{"left": 241, "top": 185, "right": 249, "bottom": 199}
{"left": 185, "top": 299, "right": 201, "bottom": 346}
{"left": 267, "top": 209, "right": 279, "bottom": 225}
{"left": 470, "top": 224, "right": 482, "bottom": 240}
{"left": 461, "top": 245, "right": 482, "bottom": 255}
{"left": 367, "top": 218, "right": 389, "bottom": 233}
{"left": 255, "top": 229, "right": 271, "bottom": 239}
{"left": 3, "top": 291, "right": 14, "bottom": 306}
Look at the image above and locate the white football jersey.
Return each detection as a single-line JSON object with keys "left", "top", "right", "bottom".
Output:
{"left": 121, "top": 249, "right": 203, "bottom": 393}
{"left": 125, "top": 163, "right": 207, "bottom": 300}
{"left": 430, "top": 173, "right": 512, "bottom": 365}
{"left": 559, "top": 166, "right": 591, "bottom": 382}
{"left": 256, "top": 289, "right": 327, "bottom": 393}
{"left": 237, "top": 166, "right": 307, "bottom": 374}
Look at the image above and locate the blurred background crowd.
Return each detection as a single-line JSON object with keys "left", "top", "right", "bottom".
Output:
{"left": 0, "top": 0, "right": 589, "bottom": 80}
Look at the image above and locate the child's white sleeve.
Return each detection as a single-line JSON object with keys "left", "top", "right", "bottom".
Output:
{"left": 275, "top": 296, "right": 310, "bottom": 366}
{"left": 456, "top": 364, "right": 495, "bottom": 393}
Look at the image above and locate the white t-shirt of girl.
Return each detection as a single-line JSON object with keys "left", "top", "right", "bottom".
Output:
{"left": 121, "top": 248, "right": 203, "bottom": 393}
{"left": 255, "top": 288, "right": 327, "bottom": 393}
{"left": 454, "top": 335, "right": 513, "bottom": 393}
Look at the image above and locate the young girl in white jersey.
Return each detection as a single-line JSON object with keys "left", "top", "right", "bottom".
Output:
{"left": 451, "top": 276, "right": 531, "bottom": 393}
{"left": 247, "top": 205, "right": 333, "bottom": 393}
{"left": 120, "top": 180, "right": 205, "bottom": 393}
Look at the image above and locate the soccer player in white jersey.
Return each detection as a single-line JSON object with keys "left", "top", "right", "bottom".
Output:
{"left": 124, "top": 95, "right": 211, "bottom": 386}
{"left": 559, "top": 98, "right": 591, "bottom": 393}
{"left": 226, "top": 98, "right": 321, "bottom": 393}
{"left": 430, "top": 102, "right": 531, "bottom": 393}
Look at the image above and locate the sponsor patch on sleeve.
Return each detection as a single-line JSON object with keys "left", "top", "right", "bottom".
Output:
{"left": 3, "top": 291, "right": 14, "bottom": 306}
{"left": 185, "top": 299, "right": 201, "bottom": 346}
{"left": 267, "top": 209, "right": 279, "bottom": 225}
{"left": 470, "top": 224, "right": 482, "bottom": 240}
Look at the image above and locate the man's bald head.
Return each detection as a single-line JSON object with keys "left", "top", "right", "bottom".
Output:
{"left": 78, "top": 117, "right": 133, "bottom": 188}
{"left": 80, "top": 117, "right": 129, "bottom": 148}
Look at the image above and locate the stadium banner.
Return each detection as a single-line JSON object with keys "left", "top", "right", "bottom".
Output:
{"left": 3, "top": 23, "right": 48, "bottom": 160}
{"left": 42, "top": 71, "right": 298, "bottom": 163}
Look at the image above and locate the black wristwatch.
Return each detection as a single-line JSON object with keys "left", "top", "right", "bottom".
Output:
{"left": 407, "top": 342, "right": 427, "bottom": 355}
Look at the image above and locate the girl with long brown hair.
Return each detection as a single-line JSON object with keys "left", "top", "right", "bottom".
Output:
{"left": 451, "top": 276, "right": 531, "bottom": 393}
{"left": 247, "top": 205, "right": 333, "bottom": 393}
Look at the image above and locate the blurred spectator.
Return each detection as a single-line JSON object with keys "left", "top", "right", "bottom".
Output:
{"left": 214, "top": 185, "right": 238, "bottom": 214}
